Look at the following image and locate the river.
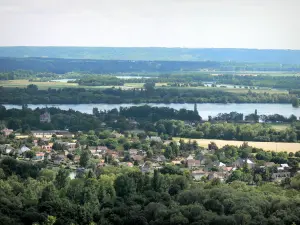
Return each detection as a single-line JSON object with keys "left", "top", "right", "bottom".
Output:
{"left": 3, "top": 103, "right": 300, "bottom": 120}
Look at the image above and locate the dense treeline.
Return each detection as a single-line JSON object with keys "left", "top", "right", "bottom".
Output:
{"left": 0, "top": 105, "right": 199, "bottom": 133}
{"left": 0, "top": 157, "right": 300, "bottom": 225}
{"left": 140, "top": 120, "right": 299, "bottom": 142}
{"left": 0, "top": 86, "right": 293, "bottom": 104}
{"left": 3, "top": 47, "right": 300, "bottom": 63}
{"left": 1, "top": 57, "right": 300, "bottom": 75}
{"left": 0, "top": 57, "right": 220, "bottom": 74}
{"left": 2, "top": 105, "right": 299, "bottom": 143}
{"left": 119, "top": 105, "right": 200, "bottom": 121}
{"left": 76, "top": 76, "right": 125, "bottom": 86}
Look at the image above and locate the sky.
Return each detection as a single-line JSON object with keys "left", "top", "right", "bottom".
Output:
{"left": 0, "top": 0, "right": 299, "bottom": 49}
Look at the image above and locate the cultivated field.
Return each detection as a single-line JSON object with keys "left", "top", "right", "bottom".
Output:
{"left": 0, "top": 79, "right": 288, "bottom": 94}
{"left": 0, "top": 80, "right": 78, "bottom": 89}
{"left": 175, "top": 138, "right": 300, "bottom": 153}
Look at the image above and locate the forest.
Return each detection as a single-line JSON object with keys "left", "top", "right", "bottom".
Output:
{"left": 0, "top": 156, "right": 300, "bottom": 225}
{"left": 2, "top": 47, "right": 300, "bottom": 63}
{"left": 1, "top": 57, "right": 300, "bottom": 74}
{"left": 0, "top": 85, "right": 294, "bottom": 104}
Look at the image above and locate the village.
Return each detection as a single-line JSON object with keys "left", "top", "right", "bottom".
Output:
{"left": 1, "top": 117, "right": 296, "bottom": 184}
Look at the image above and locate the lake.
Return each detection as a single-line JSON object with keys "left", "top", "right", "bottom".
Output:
{"left": 3, "top": 103, "right": 300, "bottom": 120}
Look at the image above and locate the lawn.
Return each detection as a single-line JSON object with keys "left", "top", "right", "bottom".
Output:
{"left": 174, "top": 138, "right": 300, "bottom": 153}
{"left": 270, "top": 123, "right": 291, "bottom": 131}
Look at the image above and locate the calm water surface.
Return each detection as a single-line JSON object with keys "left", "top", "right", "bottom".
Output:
{"left": 3, "top": 103, "right": 299, "bottom": 120}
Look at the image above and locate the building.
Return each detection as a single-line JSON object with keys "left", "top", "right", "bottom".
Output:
{"left": 208, "top": 172, "right": 226, "bottom": 182}
{"left": 1, "top": 128, "right": 13, "bottom": 136}
{"left": 32, "top": 130, "right": 56, "bottom": 138}
{"left": 129, "top": 149, "right": 138, "bottom": 156}
{"left": 152, "top": 155, "right": 166, "bottom": 163}
{"left": 66, "top": 142, "right": 77, "bottom": 151}
{"left": 146, "top": 136, "right": 162, "bottom": 142}
{"left": 272, "top": 172, "right": 291, "bottom": 181}
{"left": 34, "top": 152, "right": 45, "bottom": 161}
{"left": 40, "top": 111, "right": 51, "bottom": 123}
{"left": 19, "top": 145, "right": 30, "bottom": 155}
{"left": 192, "top": 170, "right": 209, "bottom": 181}
{"left": 187, "top": 159, "right": 201, "bottom": 169}
{"left": 232, "top": 158, "right": 256, "bottom": 169}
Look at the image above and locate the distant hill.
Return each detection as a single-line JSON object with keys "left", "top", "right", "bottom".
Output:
{"left": 0, "top": 57, "right": 299, "bottom": 74}
{"left": 0, "top": 47, "right": 300, "bottom": 64}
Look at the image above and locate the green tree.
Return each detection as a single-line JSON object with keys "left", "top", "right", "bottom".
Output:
{"left": 80, "top": 150, "right": 91, "bottom": 168}
{"left": 25, "top": 150, "right": 35, "bottom": 160}
{"left": 54, "top": 168, "right": 70, "bottom": 189}
{"left": 292, "top": 97, "right": 299, "bottom": 107}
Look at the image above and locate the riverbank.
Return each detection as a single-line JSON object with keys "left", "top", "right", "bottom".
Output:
{"left": 3, "top": 103, "right": 300, "bottom": 120}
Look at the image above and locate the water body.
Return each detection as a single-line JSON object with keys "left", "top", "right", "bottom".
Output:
{"left": 3, "top": 103, "right": 299, "bottom": 120}
{"left": 51, "top": 79, "right": 76, "bottom": 82}
{"left": 115, "top": 76, "right": 155, "bottom": 79}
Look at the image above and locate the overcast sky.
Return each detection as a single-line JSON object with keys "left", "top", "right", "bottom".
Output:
{"left": 0, "top": 0, "right": 299, "bottom": 49}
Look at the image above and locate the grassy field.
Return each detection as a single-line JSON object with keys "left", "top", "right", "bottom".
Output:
{"left": 165, "top": 86, "right": 288, "bottom": 94}
{"left": 270, "top": 123, "right": 291, "bottom": 131}
{"left": 0, "top": 80, "right": 289, "bottom": 94}
{"left": 174, "top": 138, "right": 300, "bottom": 153}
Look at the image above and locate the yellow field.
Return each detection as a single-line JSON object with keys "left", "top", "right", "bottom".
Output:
{"left": 0, "top": 80, "right": 78, "bottom": 89}
{"left": 174, "top": 138, "right": 300, "bottom": 153}
{"left": 0, "top": 80, "right": 140, "bottom": 90}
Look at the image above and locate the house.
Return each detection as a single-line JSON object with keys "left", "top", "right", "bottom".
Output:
{"left": 74, "top": 155, "right": 80, "bottom": 163}
{"left": 4, "top": 147, "right": 14, "bottom": 154}
{"left": 66, "top": 142, "right": 76, "bottom": 151}
{"left": 42, "top": 143, "right": 53, "bottom": 152}
{"left": 272, "top": 171, "right": 291, "bottom": 181}
{"left": 132, "top": 155, "right": 144, "bottom": 162}
{"left": 1, "top": 128, "right": 13, "bottom": 136}
{"left": 223, "top": 167, "right": 234, "bottom": 173}
{"left": 96, "top": 146, "right": 108, "bottom": 153}
{"left": 171, "top": 161, "right": 182, "bottom": 165}
{"left": 34, "top": 152, "right": 45, "bottom": 161}
{"left": 187, "top": 159, "right": 201, "bottom": 169}
{"left": 264, "top": 162, "right": 275, "bottom": 167}
{"left": 213, "top": 161, "right": 226, "bottom": 167}
{"left": 40, "top": 111, "right": 51, "bottom": 123}
{"left": 19, "top": 145, "right": 30, "bottom": 154}
{"left": 129, "top": 149, "right": 138, "bottom": 156}
{"left": 32, "top": 130, "right": 56, "bottom": 138}
{"left": 281, "top": 164, "right": 290, "bottom": 169}
{"left": 138, "top": 150, "right": 147, "bottom": 157}
{"left": 119, "top": 162, "right": 134, "bottom": 167}
{"left": 56, "top": 131, "right": 73, "bottom": 138}
{"left": 153, "top": 155, "right": 166, "bottom": 163}
{"left": 140, "top": 162, "right": 154, "bottom": 173}
{"left": 192, "top": 170, "right": 209, "bottom": 181}
{"left": 232, "top": 158, "right": 255, "bottom": 169}
{"left": 53, "top": 155, "right": 65, "bottom": 165}
{"left": 111, "top": 131, "right": 123, "bottom": 138}
{"left": 148, "top": 136, "right": 162, "bottom": 142}
{"left": 208, "top": 172, "right": 226, "bottom": 182}
{"left": 186, "top": 155, "right": 194, "bottom": 160}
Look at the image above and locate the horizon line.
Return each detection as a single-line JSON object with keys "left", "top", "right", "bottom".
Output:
{"left": 0, "top": 46, "right": 299, "bottom": 51}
